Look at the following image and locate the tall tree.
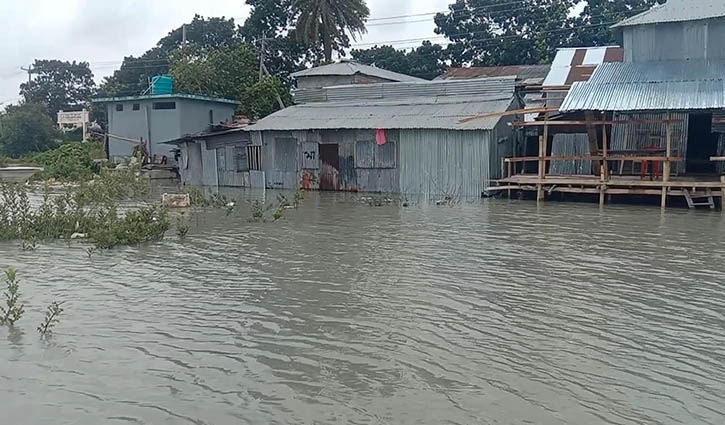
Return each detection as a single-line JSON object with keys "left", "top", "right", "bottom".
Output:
{"left": 19, "top": 60, "right": 96, "bottom": 118}
{"left": 0, "top": 103, "right": 59, "bottom": 157}
{"left": 241, "top": 0, "right": 323, "bottom": 83}
{"left": 101, "top": 15, "right": 240, "bottom": 98}
{"left": 571, "top": 0, "right": 665, "bottom": 46}
{"left": 294, "top": 0, "right": 370, "bottom": 63}
{"left": 352, "top": 42, "right": 447, "bottom": 80}
{"left": 434, "top": 0, "right": 576, "bottom": 66}
{"left": 169, "top": 44, "right": 291, "bottom": 119}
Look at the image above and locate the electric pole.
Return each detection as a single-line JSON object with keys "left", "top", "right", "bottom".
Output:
{"left": 20, "top": 65, "right": 35, "bottom": 83}
{"left": 182, "top": 24, "right": 187, "bottom": 45}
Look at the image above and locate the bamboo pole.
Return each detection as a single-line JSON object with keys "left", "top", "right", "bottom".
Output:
{"left": 662, "top": 112, "right": 672, "bottom": 210}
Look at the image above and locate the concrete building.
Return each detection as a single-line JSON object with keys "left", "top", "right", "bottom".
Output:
{"left": 93, "top": 94, "right": 239, "bottom": 164}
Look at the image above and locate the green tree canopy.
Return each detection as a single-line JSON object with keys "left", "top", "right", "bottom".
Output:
{"left": 435, "top": 0, "right": 576, "bottom": 67}
{"left": 19, "top": 60, "right": 96, "bottom": 118}
{"left": 352, "top": 42, "right": 447, "bottom": 80}
{"left": 571, "top": 0, "right": 665, "bottom": 46}
{"left": 100, "top": 15, "right": 241, "bottom": 98}
{"left": 0, "top": 103, "right": 59, "bottom": 157}
{"left": 294, "top": 0, "right": 370, "bottom": 63}
{"left": 169, "top": 44, "right": 290, "bottom": 119}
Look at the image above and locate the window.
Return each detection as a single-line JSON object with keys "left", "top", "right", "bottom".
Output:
{"left": 274, "top": 138, "right": 298, "bottom": 171}
{"left": 132, "top": 103, "right": 140, "bottom": 111}
{"left": 209, "top": 109, "right": 214, "bottom": 124}
{"left": 234, "top": 146, "right": 248, "bottom": 172}
{"left": 355, "top": 140, "right": 375, "bottom": 168}
{"left": 247, "top": 146, "right": 262, "bottom": 171}
{"left": 153, "top": 101, "right": 176, "bottom": 110}
{"left": 375, "top": 141, "right": 396, "bottom": 168}
{"left": 115, "top": 104, "right": 124, "bottom": 112}
{"left": 354, "top": 140, "right": 396, "bottom": 169}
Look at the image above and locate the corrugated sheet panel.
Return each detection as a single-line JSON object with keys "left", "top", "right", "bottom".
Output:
{"left": 294, "top": 77, "right": 515, "bottom": 104}
{"left": 613, "top": 0, "right": 725, "bottom": 28}
{"left": 291, "top": 61, "right": 424, "bottom": 82}
{"left": 549, "top": 134, "right": 592, "bottom": 175}
{"left": 399, "top": 129, "right": 492, "bottom": 199}
{"left": 611, "top": 112, "right": 689, "bottom": 173}
{"left": 247, "top": 97, "right": 513, "bottom": 131}
{"left": 560, "top": 60, "right": 725, "bottom": 111}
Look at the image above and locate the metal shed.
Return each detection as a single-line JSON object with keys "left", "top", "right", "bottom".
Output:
{"left": 245, "top": 77, "right": 518, "bottom": 198}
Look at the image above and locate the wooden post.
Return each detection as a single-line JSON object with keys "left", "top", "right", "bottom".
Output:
{"left": 662, "top": 112, "right": 672, "bottom": 210}
{"left": 600, "top": 114, "right": 608, "bottom": 206}
{"left": 585, "top": 111, "right": 601, "bottom": 176}
{"left": 538, "top": 113, "right": 549, "bottom": 202}
{"left": 537, "top": 135, "right": 544, "bottom": 202}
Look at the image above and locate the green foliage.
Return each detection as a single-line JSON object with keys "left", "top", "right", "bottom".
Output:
{"left": 294, "top": 0, "right": 370, "bottom": 62}
{"left": 100, "top": 15, "right": 242, "bottom": 99}
{"left": 0, "top": 103, "right": 59, "bottom": 157}
{"left": 0, "top": 171, "right": 163, "bottom": 250}
{"left": 0, "top": 268, "right": 25, "bottom": 326}
{"left": 88, "top": 205, "right": 169, "bottom": 249}
{"left": 38, "top": 301, "right": 64, "bottom": 337}
{"left": 352, "top": 41, "right": 447, "bottom": 80}
{"left": 74, "top": 164, "right": 150, "bottom": 205}
{"left": 186, "top": 188, "right": 232, "bottom": 208}
{"left": 435, "top": 0, "right": 576, "bottom": 66}
{"left": 176, "top": 213, "right": 190, "bottom": 238}
{"left": 169, "top": 44, "right": 259, "bottom": 101}
{"left": 19, "top": 60, "right": 95, "bottom": 118}
{"left": 240, "top": 77, "right": 293, "bottom": 119}
{"left": 571, "top": 0, "right": 665, "bottom": 46}
{"left": 29, "top": 142, "right": 102, "bottom": 181}
{"left": 250, "top": 200, "right": 265, "bottom": 222}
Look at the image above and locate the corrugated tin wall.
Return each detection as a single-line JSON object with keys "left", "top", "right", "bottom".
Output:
{"left": 611, "top": 112, "right": 689, "bottom": 173}
{"left": 623, "top": 20, "right": 725, "bottom": 63}
{"left": 549, "top": 134, "right": 592, "bottom": 175}
{"left": 399, "top": 129, "right": 492, "bottom": 199}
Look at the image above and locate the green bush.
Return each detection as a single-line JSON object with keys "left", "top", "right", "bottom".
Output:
{"left": 0, "top": 103, "right": 59, "bottom": 157}
{"left": 29, "top": 142, "right": 103, "bottom": 181}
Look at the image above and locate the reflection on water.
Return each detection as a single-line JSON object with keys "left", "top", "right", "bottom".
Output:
{"left": 1, "top": 190, "right": 724, "bottom": 425}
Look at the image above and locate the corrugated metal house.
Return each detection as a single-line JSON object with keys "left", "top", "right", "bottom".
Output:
{"left": 165, "top": 125, "right": 253, "bottom": 187}
{"left": 292, "top": 60, "right": 424, "bottom": 90}
{"left": 93, "top": 94, "right": 239, "bottom": 164}
{"left": 560, "top": 0, "right": 725, "bottom": 175}
{"left": 244, "top": 77, "right": 518, "bottom": 198}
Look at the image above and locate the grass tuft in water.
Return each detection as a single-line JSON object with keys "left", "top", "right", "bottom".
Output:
{"left": 0, "top": 268, "right": 25, "bottom": 326}
{"left": 38, "top": 301, "right": 64, "bottom": 337}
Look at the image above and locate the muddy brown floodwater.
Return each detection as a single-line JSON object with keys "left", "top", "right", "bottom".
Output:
{"left": 1, "top": 191, "right": 724, "bottom": 424}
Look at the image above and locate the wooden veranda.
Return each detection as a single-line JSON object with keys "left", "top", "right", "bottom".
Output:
{"left": 489, "top": 113, "right": 725, "bottom": 210}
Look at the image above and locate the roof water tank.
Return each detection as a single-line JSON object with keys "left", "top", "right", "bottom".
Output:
{"left": 151, "top": 75, "right": 173, "bottom": 95}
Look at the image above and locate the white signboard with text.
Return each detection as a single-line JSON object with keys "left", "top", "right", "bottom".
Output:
{"left": 57, "top": 109, "right": 90, "bottom": 141}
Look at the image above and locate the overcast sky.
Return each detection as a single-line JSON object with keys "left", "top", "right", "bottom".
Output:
{"left": 0, "top": 0, "right": 453, "bottom": 105}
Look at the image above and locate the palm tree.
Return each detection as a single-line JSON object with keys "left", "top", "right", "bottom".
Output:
{"left": 295, "top": 0, "right": 370, "bottom": 63}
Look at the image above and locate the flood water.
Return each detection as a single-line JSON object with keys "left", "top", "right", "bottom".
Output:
{"left": 1, "top": 192, "right": 724, "bottom": 424}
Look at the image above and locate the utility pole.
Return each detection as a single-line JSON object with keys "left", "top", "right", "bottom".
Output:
{"left": 20, "top": 65, "right": 35, "bottom": 84}
{"left": 182, "top": 24, "right": 187, "bottom": 45}
{"left": 259, "top": 36, "right": 266, "bottom": 81}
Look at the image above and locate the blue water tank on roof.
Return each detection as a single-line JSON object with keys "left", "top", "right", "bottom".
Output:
{"left": 151, "top": 75, "right": 174, "bottom": 95}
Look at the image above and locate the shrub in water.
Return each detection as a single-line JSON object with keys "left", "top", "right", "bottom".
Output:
{"left": 0, "top": 268, "right": 25, "bottom": 326}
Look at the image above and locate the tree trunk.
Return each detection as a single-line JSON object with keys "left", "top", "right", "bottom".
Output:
{"left": 321, "top": 17, "right": 333, "bottom": 63}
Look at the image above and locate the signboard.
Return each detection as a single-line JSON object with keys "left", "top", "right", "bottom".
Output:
{"left": 57, "top": 109, "right": 90, "bottom": 141}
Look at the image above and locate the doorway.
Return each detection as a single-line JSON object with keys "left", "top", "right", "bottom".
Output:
{"left": 319, "top": 143, "right": 339, "bottom": 191}
{"left": 687, "top": 113, "right": 719, "bottom": 174}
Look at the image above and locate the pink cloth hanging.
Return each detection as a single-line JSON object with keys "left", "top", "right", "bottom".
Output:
{"left": 376, "top": 128, "right": 387, "bottom": 146}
